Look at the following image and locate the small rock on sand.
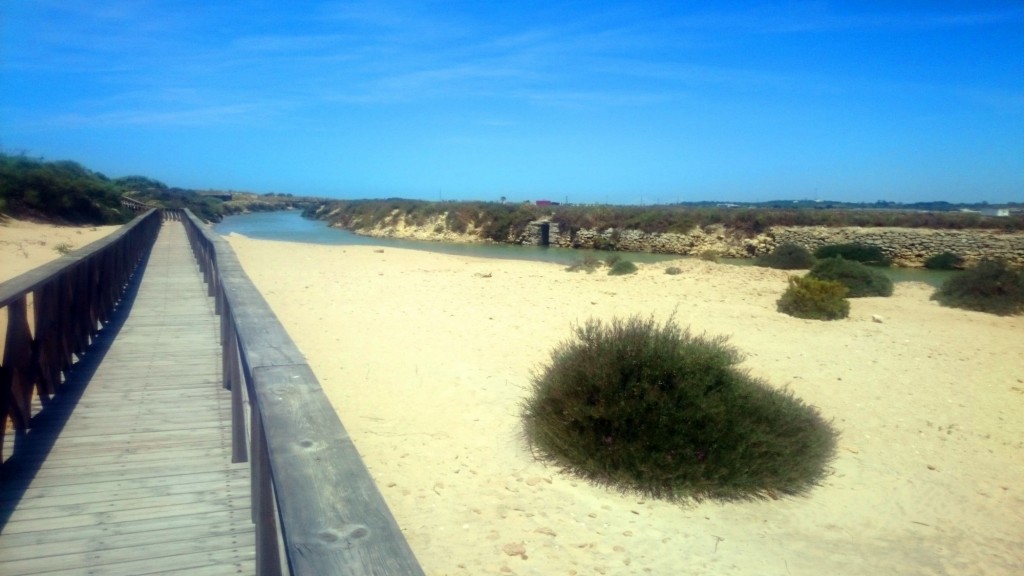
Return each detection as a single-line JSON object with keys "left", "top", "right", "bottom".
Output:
{"left": 502, "top": 541, "right": 527, "bottom": 559}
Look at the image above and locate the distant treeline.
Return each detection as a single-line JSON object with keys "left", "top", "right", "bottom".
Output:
{"left": 307, "top": 198, "right": 1024, "bottom": 240}
{"left": 0, "top": 153, "right": 320, "bottom": 224}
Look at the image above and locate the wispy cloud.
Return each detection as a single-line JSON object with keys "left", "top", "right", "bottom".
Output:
{"left": 12, "top": 103, "right": 269, "bottom": 131}
{"left": 662, "top": 4, "right": 1024, "bottom": 34}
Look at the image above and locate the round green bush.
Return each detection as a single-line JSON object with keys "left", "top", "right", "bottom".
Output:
{"left": 664, "top": 266, "right": 683, "bottom": 275}
{"left": 813, "top": 243, "right": 891, "bottom": 267}
{"left": 932, "top": 259, "right": 1024, "bottom": 316}
{"left": 522, "top": 315, "right": 838, "bottom": 501}
{"left": 777, "top": 276, "right": 850, "bottom": 320}
{"left": 755, "top": 242, "right": 815, "bottom": 270}
{"left": 809, "top": 257, "right": 893, "bottom": 297}
{"left": 923, "top": 251, "right": 965, "bottom": 270}
{"left": 607, "top": 260, "right": 638, "bottom": 276}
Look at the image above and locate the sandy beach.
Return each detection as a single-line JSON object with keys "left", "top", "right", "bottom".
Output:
{"left": 0, "top": 218, "right": 122, "bottom": 281}
{"left": 224, "top": 233, "right": 1023, "bottom": 576}
{"left": 3, "top": 218, "right": 1021, "bottom": 575}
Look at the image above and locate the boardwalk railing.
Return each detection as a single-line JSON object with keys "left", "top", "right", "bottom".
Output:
{"left": 180, "top": 210, "right": 424, "bottom": 576}
{"left": 1, "top": 209, "right": 162, "bottom": 462}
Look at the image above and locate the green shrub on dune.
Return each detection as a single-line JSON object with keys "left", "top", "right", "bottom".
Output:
{"left": 777, "top": 276, "right": 850, "bottom": 320}
{"left": 607, "top": 260, "right": 638, "bottom": 276}
{"left": 813, "top": 243, "right": 891, "bottom": 267}
{"left": 924, "top": 251, "right": 965, "bottom": 270}
{"left": 809, "top": 257, "right": 893, "bottom": 297}
{"left": 755, "top": 242, "right": 816, "bottom": 270}
{"left": 932, "top": 259, "right": 1024, "bottom": 316}
{"left": 522, "top": 315, "right": 838, "bottom": 502}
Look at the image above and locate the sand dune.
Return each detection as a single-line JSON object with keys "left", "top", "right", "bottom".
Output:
{"left": 226, "top": 234, "right": 1023, "bottom": 576}
{"left": 0, "top": 218, "right": 122, "bottom": 281}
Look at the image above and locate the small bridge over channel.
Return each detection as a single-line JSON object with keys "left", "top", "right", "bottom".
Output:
{"left": 1, "top": 210, "right": 424, "bottom": 575}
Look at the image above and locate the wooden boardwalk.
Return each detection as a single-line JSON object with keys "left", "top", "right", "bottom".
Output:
{"left": 0, "top": 221, "right": 255, "bottom": 575}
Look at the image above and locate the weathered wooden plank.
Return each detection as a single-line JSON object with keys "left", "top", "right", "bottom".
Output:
{"left": 7, "top": 484, "right": 250, "bottom": 522}
{"left": 3, "top": 473, "right": 244, "bottom": 509}
{"left": 6, "top": 444, "right": 234, "bottom": 472}
{"left": 0, "top": 508, "right": 248, "bottom": 552}
{"left": 2, "top": 468, "right": 249, "bottom": 501}
{"left": 9, "top": 456, "right": 240, "bottom": 484}
{"left": 3, "top": 533, "right": 252, "bottom": 576}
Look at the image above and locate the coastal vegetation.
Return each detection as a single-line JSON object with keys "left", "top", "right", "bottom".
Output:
{"left": 808, "top": 257, "right": 894, "bottom": 297}
{"left": 924, "top": 251, "right": 966, "bottom": 270}
{"left": 777, "top": 276, "right": 851, "bottom": 320}
{"left": 521, "top": 315, "right": 838, "bottom": 501}
{"left": 1, "top": 152, "right": 322, "bottom": 224}
{"left": 310, "top": 199, "right": 1024, "bottom": 241}
{"left": 0, "top": 153, "right": 130, "bottom": 224}
{"left": 755, "top": 242, "right": 816, "bottom": 269}
{"left": 813, "top": 243, "right": 892, "bottom": 267}
{"left": 932, "top": 259, "right": 1024, "bottom": 316}
{"left": 607, "top": 260, "right": 638, "bottom": 275}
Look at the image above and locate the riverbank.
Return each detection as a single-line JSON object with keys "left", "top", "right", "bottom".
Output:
{"left": 309, "top": 201, "right": 1024, "bottom": 267}
{"left": 226, "top": 232, "right": 1024, "bottom": 576}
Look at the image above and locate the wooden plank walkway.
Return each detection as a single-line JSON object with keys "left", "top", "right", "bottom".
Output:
{"left": 0, "top": 221, "right": 255, "bottom": 575}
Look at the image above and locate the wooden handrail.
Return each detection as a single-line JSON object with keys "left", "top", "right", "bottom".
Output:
{"left": 1, "top": 209, "right": 162, "bottom": 462}
{"left": 180, "top": 210, "right": 424, "bottom": 576}
{"left": 120, "top": 195, "right": 158, "bottom": 212}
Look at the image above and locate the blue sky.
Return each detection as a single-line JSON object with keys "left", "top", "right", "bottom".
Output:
{"left": 2, "top": 1, "right": 1022, "bottom": 204}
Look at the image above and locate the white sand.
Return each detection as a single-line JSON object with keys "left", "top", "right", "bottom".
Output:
{"left": 224, "top": 234, "right": 1023, "bottom": 576}
{"left": 0, "top": 218, "right": 121, "bottom": 281}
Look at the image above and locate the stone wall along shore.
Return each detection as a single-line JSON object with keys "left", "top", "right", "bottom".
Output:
{"left": 329, "top": 209, "right": 1024, "bottom": 268}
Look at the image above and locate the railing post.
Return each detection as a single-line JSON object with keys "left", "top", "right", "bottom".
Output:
{"left": 225, "top": 309, "right": 248, "bottom": 463}
{"left": 251, "top": 400, "right": 283, "bottom": 576}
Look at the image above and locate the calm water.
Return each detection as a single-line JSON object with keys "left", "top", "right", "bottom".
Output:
{"left": 214, "top": 211, "right": 955, "bottom": 286}
{"left": 213, "top": 211, "right": 681, "bottom": 266}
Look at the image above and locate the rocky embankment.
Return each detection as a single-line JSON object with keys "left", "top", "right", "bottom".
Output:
{"left": 325, "top": 209, "right": 1024, "bottom": 268}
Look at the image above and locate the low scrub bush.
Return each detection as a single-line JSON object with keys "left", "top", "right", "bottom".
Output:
{"left": 924, "top": 251, "right": 965, "bottom": 270}
{"left": 665, "top": 266, "right": 683, "bottom": 275}
{"left": 755, "top": 242, "right": 815, "bottom": 270}
{"left": 932, "top": 259, "right": 1024, "bottom": 316}
{"left": 813, "top": 243, "right": 891, "bottom": 267}
{"left": 809, "top": 257, "right": 893, "bottom": 297}
{"left": 608, "top": 260, "right": 638, "bottom": 276}
{"left": 522, "top": 315, "right": 838, "bottom": 501}
{"left": 777, "top": 276, "right": 850, "bottom": 320}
